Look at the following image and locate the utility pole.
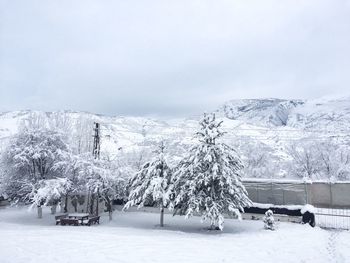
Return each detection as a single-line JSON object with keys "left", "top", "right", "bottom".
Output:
{"left": 92, "top": 122, "right": 100, "bottom": 159}
{"left": 89, "top": 122, "right": 101, "bottom": 215}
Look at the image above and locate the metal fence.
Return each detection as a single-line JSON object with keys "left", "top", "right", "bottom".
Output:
{"left": 314, "top": 208, "right": 350, "bottom": 230}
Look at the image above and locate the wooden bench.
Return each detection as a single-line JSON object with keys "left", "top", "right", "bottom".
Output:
{"left": 83, "top": 216, "right": 100, "bottom": 226}
{"left": 60, "top": 218, "right": 80, "bottom": 226}
{"left": 55, "top": 214, "right": 68, "bottom": 225}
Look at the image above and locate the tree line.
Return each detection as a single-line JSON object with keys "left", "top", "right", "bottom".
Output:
{"left": 0, "top": 113, "right": 251, "bottom": 230}
{"left": 1, "top": 112, "right": 349, "bottom": 229}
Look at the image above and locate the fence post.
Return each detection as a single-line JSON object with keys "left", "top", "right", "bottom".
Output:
{"left": 330, "top": 183, "right": 333, "bottom": 208}
{"left": 271, "top": 181, "right": 273, "bottom": 204}
{"left": 304, "top": 182, "right": 308, "bottom": 205}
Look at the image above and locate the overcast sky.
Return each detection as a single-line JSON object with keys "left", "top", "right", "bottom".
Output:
{"left": 1, "top": 0, "right": 350, "bottom": 117}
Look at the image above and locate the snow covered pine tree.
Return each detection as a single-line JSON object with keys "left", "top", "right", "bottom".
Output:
{"left": 171, "top": 113, "right": 251, "bottom": 230}
{"left": 124, "top": 142, "right": 172, "bottom": 227}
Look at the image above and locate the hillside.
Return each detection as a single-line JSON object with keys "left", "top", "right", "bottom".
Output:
{"left": 1, "top": 96, "right": 349, "bottom": 180}
{"left": 219, "top": 97, "right": 350, "bottom": 131}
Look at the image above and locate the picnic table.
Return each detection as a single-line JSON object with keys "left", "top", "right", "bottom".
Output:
{"left": 55, "top": 213, "right": 100, "bottom": 226}
{"left": 68, "top": 213, "right": 89, "bottom": 223}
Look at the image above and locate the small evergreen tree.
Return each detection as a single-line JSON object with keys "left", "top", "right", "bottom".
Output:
{"left": 124, "top": 142, "right": 172, "bottom": 227}
{"left": 263, "top": 210, "right": 275, "bottom": 230}
{"left": 171, "top": 113, "right": 251, "bottom": 230}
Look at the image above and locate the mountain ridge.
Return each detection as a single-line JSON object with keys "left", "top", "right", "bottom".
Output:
{"left": 1, "top": 96, "right": 349, "bottom": 180}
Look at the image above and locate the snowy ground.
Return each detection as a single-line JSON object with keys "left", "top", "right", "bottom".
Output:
{"left": 0, "top": 207, "right": 349, "bottom": 263}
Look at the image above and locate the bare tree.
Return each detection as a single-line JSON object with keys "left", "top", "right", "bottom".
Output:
{"left": 287, "top": 140, "right": 321, "bottom": 179}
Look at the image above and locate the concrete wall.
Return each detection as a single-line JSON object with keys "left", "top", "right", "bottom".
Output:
{"left": 243, "top": 180, "right": 350, "bottom": 208}
{"left": 244, "top": 181, "right": 307, "bottom": 206}
{"left": 308, "top": 183, "right": 350, "bottom": 208}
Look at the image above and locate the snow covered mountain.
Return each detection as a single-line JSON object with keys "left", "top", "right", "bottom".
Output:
{"left": 0, "top": 110, "right": 199, "bottom": 165}
{"left": 219, "top": 98, "right": 304, "bottom": 127}
{"left": 0, "top": 96, "right": 349, "bottom": 179}
{"left": 219, "top": 96, "right": 350, "bottom": 132}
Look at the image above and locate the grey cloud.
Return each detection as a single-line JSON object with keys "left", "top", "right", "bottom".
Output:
{"left": 1, "top": 0, "right": 350, "bottom": 116}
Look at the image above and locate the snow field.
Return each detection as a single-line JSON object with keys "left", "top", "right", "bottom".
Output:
{"left": 1, "top": 206, "right": 349, "bottom": 263}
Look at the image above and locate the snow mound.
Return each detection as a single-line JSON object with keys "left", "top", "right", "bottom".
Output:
{"left": 301, "top": 204, "right": 316, "bottom": 214}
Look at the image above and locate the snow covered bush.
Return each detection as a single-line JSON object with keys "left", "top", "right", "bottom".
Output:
{"left": 263, "top": 209, "right": 275, "bottom": 230}
{"left": 301, "top": 204, "right": 316, "bottom": 227}
{"left": 124, "top": 142, "right": 172, "bottom": 227}
{"left": 171, "top": 113, "right": 252, "bottom": 230}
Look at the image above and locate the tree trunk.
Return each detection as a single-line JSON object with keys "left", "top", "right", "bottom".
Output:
{"left": 96, "top": 188, "right": 99, "bottom": 216}
{"left": 86, "top": 192, "right": 90, "bottom": 213}
{"left": 51, "top": 204, "right": 57, "bottom": 214}
{"left": 89, "top": 193, "right": 95, "bottom": 215}
{"left": 109, "top": 210, "right": 113, "bottom": 221}
{"left": 37, "top": 206, "right": 42, "bottom": 219}
{"left": 106, "top": 197, "right": 113, "bottom": 221}
{"left": 64, "top": 194, "right": 68, "bottom": 213}
{"left": 160, "top": 205, "right": 164, "bottom": 227}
